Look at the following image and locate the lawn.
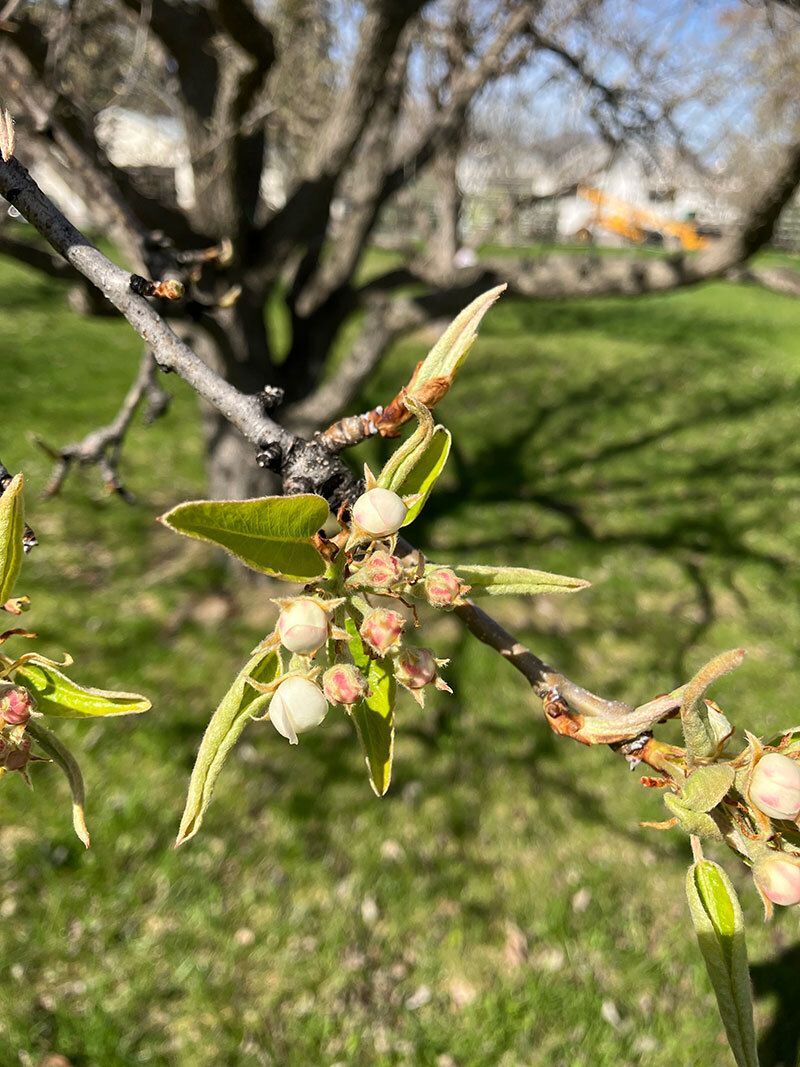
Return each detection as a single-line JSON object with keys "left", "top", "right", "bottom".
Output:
{"left": 1, "top": 253, "right": 800, "bottom": 1066}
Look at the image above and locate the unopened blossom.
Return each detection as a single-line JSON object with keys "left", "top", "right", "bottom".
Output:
{"left": 395, "top": 648, "right": 437, "bottom": 690}
{"left": 423, "top": 567, "right": 469, "bottom": 610}
{"left": 352, "top": 488, "right": 407, "bottom": 538}
{"left": 348, "top": 551, "right": 404, "bottom": 591}
{"left": 753, "top": 854, "right": 800, "bottom": 907}
{"left": 360, "top": 608, "right": 406, "bottom": 656}
{"left": 394, "top": 648, "right": 452, "bottom": 705}
{"left": 749, "top": 752, "right": 800, "bottom": 822}
{"left": 277, "top": 599, "right": 329, "bottom": 655}
{"left": 322, "top": 664, "right": 369, "bottom": 707}
{"left": 269, "top": 676, "right": 328, "bottom": 745}
{"left": 0, "top": 682, "right": 35, "bottom": 726}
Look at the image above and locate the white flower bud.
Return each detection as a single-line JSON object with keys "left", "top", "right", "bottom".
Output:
{"left": 753, "top": 854, "right": 800, "bottom": 907}
{"left": 269, "top": 677, "right": 328, "bottom": 744}
{"left": 277, "top": 598, "right": 329, "bottom": 655}
{"left": 352, "top": 488, "right": 407, "bottom": 538}
{"left": 749, "top": 752, "right": 800, "bottom": 821}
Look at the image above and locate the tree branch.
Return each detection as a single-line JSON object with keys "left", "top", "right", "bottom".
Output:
{"left": 0, "top": 143, "right": 689, "bottom": 771}
{"left": 0, "top": 153, "right": 359, "bottom": 510}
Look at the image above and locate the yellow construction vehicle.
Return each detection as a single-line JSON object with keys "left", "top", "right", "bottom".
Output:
{"left": 577, "top": 185, "right": 709, "bottom": 251}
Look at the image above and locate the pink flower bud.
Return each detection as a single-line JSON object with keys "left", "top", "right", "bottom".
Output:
{"left": 424, "top": 568, "right": 467, "bottom": 610}
{"left": 352, "top": 488, "right": 407, "bottom": 538}
{"left": 749, "top": 752, "right": 800, "bottom": 821}
{"left": 753, "top": 854, "right": 800, "bottom": 907}
{"left": 349, "top": 551, "right": 404, "bottom": 591}
{"left": 394, "top": 648, "right": 437, "bottom": 690}
{"left": 322, "top": 664, "right": 369, "bottom": 707}
{"left": 359, "top": 608, "right": 406, "bottom": 656}
{"left": 269, "top": 677, "right": 328, "bottom": 744}
{"left": 277, "top": 599, "right": 329, "bottom": 655}
{"left": 0, "top": 682, "right": 35, "bottom": 725}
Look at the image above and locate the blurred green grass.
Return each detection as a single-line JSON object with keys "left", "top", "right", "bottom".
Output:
{"left": 1, "top": 252, "right": 800, "bottom": 1065}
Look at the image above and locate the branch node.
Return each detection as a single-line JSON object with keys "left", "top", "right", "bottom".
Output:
{"left": 255, "top": 442, "right": 283, "bottom": 471}
{"left": 258, "top": 386, "right": 284, "bottom": 412}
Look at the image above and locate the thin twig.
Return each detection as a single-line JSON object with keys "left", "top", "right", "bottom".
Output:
{"left": 35, "top": 349, "right": 170, "bottom": 501}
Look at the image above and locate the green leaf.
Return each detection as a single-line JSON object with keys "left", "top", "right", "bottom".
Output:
{"left": 176, "top": 650, "right": 280, "bottom": 846}
{"left": 0, "top": 472, "right": 24, "bottom": 604}
{"left": 683, "top": 765, "right": 735, "bottom": 813}
{"left": 398, "top": 426, "right": 451, "bottom": 526}
{"left": 159, "top": 495, "right": 329, "bottom": 582}
{"left": 15, "top": 662, "right": 151, "bottom": 718}
{"left": 347, "top": 619, "right": 395, "bottom": 796}
{"left": 451, "top": 564, "right": 590, "bottom": 597}
{"left": 681, "top": 650, "right": 745, "bottom": 758}
{"left": 27, "top": 719, "right": 90, "bottom": 848}
{"left": 413, "top": 284, "right": 506, "bottom": 392}
{"left": 664, "top": 795, "right": 723, "bottom": 840}
{"left": 379, "top": 396, "right": 435, "bottom": 492}
{"left": 685, "top": 860, "right": 759, "bottom": 1067}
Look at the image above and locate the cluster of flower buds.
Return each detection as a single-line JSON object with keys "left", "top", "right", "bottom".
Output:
{"left": 254, "top": 479, "right": 461, "bottom": 747}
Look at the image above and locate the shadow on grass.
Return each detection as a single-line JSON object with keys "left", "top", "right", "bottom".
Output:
{"left": 378, "top": 295, "right": 800, "bottom": 680}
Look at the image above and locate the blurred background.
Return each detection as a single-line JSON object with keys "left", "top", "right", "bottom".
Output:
{"left": 2, "top": 0, "right": 800, "bottom": 1064}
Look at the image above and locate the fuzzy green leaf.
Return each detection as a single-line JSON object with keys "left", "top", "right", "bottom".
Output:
{"left": 397, "top": 426, "right": 451, "bottom": 526}
{"left": 0, "top": 472, "right": 25, "bottom": 604}
{"left": 681, "top": 650, "right": 745, "bottom": 758}
{"left": 451, "top": 564, "right": 590, "bottom": 597}
{"left": 27, "top": 719, "right": 91, "bottom": 848}
{"left": 664, "top": 795, "right": 723, "bottom": 840}
{"left": 379, "top": 397, "right": 435, "bottom": 492}
{"left": 686, "top": 860, "right": 759, "bottom": 1067}
{"left": 347, "top": 620, "right": 395, "bottom": 796}
{"left": 176, "top": 650, "right": 280, "bottom": 846}
{"left": 413, "top": 284, "right": 506, "bottom": 391}
{"left": 683, "top": 765, "right": 735, "bottom": 813}
{"left": 15, "top": 662, "right": 151, "bottom": 718}
{"left": 159, "top": 495, "right": 328, "bottom": 582}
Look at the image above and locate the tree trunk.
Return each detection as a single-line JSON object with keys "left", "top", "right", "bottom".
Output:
{"left": 188, "top": 298, "right": 279, "bottom": 502}
{"left": 429, "top": 126, "right": 464, "bottom": 279}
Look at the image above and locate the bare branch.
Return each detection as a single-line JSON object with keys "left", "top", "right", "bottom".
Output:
{"left": 0, "top": 153, "right": 360, "bottom": 510}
